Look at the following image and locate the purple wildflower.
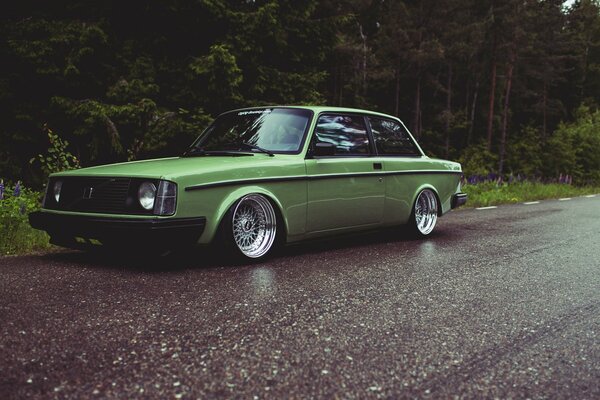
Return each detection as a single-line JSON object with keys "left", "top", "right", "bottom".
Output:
{"left": 14, "top": 181, "right": 21, "bottom": 197}
{"left": 0, "top": 179, "right": 4, "bottom": 200}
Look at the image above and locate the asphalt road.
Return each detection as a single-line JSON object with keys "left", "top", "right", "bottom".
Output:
{"left": 1, "top": 196, "right": 600, "bottom": 399}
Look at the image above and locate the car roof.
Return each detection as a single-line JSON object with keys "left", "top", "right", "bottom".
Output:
{"left": 222, "top": 106, "right": 401, "bottom": 121}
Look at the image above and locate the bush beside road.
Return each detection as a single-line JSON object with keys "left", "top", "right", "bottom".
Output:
{"left": 0, "top": 182, "right": 52, "bottom": 256}
{"left": 462, "top": 181, "right": 600, "bottom": 208}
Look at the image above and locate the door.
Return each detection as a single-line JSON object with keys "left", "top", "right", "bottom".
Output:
{"left": 368, "top": 116, "right": 425, "bottom": 225}
{"left": 305, "top": 113, "right": 385, "bottom": 233}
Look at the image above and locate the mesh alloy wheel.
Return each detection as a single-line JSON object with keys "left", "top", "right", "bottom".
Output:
{"left": 414, "top": 189, "right": 438, "bottom": 235}
{"left": 231, "top": 194, "right": 277, "bottom": 259}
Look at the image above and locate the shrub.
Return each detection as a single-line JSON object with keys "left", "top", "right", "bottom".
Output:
{"left": 30, "top": 124, "right": 80, "bottom": 180}
{"left": 459, "top": 144, "right": 498, "bottom": 177}
{"left": 542, "top": 105, "right": 600, "bottom": 185}
{"left": 0, "top": 183, "right": 51, "bottom": 255}
{"left": 462, "top": 181, "right": 600, "bottom": 208}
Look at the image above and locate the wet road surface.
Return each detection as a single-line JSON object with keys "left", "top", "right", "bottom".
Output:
{"left": 1, "top": 196, "right": 600, "bottom": 399}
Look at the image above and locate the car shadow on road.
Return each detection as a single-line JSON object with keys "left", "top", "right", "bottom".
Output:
{"left": 39, "top": 224, "right": 463, "bottom": 272}
{"left": 282, "top": 227, "right": 421, "bottom": 256}
{"left": 38, "top": 247, "right": 221, "bottom": 272}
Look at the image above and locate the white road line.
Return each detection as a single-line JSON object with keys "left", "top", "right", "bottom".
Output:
{"left": 471, "top": 195, "right": 596, "bottom": 210}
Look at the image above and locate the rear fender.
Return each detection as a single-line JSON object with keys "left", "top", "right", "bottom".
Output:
{"left": 412, "top": 184, "right": 444, "bottom": 216}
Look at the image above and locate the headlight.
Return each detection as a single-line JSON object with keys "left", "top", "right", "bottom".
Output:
{"left": 138, "top": 182, "right": 157, "bottom": 210}
{"left": 53, "top": 181, "right": 63, "bottom": 203}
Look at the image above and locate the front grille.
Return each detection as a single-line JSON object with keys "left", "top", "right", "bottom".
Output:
{"left": 46, "top": 176, "right": 164, "bottom": 215}
{"left": 49, "top": 177, "right": 136, "bottom": 214}
{"left": 44, "top": 177, "right": 159, "bottom": 215}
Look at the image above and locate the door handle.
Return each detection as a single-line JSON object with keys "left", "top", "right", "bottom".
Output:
{"left": 373, "top": 162, "right": 382, "bottom": 170}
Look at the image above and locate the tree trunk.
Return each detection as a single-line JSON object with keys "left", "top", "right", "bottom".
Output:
{"left": 413, "top": 74, "right": 422, "bottom": 138}
{"left": 468, "top": 76, "right": 480, "bottom": 146}
{"left": 359, "top": 23, "right": 368, "bottom": 98}
{"left": 444, "top": 64, "right": 453, "bottom": 158}
{"left": 581, "top": 44, "right": 589, "bottom": 98}
{"left": 333, "top": 64, "right": 338, "bottom": 106}
{"left": 394, "top": 68, "right": 400, "bottom": 117}
{"left": 542, "top": 80, "right": 547, "bottom": 139}
{"left": 465, "top": 78, "right": 471, "bottom": 116}
{"left": 412, "top": 28, "right": 423, "bottom": 138}
{"left": 486, "top": 2, "right": 497, "bottom": 150}
{"left": 338, "top": 66, "right": 344, "bottom": 106}
{"left": 486, "top": 59, "right": 497, "bottom": 150}
{"left": 499, "top": 49, "right": 516, "bottom": 175}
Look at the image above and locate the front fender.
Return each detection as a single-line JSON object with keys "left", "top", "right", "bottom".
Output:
{"left": 209, "top": 186, "right": 288, "bottom": 243}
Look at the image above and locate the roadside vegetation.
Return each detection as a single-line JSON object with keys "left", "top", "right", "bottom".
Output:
{"left": 0, "top": 127, "right": 77, "bottom": 255}
{"left": 462, "top": 181, "right": 600, "bottom": 208}
{"left": 0, "top": 182, "right": 53, "bottom": 256}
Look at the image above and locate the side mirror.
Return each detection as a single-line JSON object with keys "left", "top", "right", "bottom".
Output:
{"left": 314, "top": 142, "right": 336, "bottom": 157}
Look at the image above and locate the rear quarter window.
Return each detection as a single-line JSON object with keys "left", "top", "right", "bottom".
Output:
{"left": 369, "top": 117, "right": 420, "bottom": 156}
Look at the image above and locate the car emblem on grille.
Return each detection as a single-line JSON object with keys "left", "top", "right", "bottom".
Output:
{"left": 83, "top": 187, "right": 94, "bottom": 199}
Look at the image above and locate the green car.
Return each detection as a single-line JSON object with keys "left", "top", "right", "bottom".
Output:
{"left": 29, "top": 106, "right": 467, "bottom": 260}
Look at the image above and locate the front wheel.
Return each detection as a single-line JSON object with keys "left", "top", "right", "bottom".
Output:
{"left": 410, "top": 189, "right": 438, "bottom": 236}
{"left": 221, "top": 194, "right": 279, "bottom": 261}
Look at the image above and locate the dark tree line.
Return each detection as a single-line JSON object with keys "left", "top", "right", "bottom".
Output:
{"left": 2, "top": 0, "right": 600, "bottom": 186}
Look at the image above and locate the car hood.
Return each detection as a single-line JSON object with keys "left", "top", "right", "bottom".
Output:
{"left": 52, "top": 155, "right": 294, "bottom": 181}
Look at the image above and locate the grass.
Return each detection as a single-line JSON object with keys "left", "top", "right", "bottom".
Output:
{"left": 0, "top": 186, "right": 53, "bottom": 256}
{"left": 0, "top": 216, "right": 53, "bottom": 256}
{"left": 463, "top": 181, "right": 600, "bottom": 208}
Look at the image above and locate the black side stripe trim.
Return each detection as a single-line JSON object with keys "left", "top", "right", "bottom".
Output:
{"left": 185, "top": 170, "right": 462, "bottom": 192}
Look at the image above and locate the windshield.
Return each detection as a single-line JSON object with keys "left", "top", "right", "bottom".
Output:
{"left": 188, "top": 108, "right": 312, "bottom": 155}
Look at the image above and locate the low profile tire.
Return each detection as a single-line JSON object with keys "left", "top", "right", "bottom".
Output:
{"left": 410, "top": 189, "right": 439, "bottom": 236}
{"left": 219, "top": 194, "right": 279, "bottom": 261}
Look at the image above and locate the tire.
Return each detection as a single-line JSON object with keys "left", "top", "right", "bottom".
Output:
{"left": 410, "top": 189, "right": 439, "bottom": 236}
{"left": 219, "top": 194, "right": 279, "bottom": 261}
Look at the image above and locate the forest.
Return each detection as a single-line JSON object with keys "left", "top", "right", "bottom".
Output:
{"left": 2, "top": 0, "right": 600, "bottom": 187}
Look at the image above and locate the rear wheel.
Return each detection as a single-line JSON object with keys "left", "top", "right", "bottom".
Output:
{"left": 410, "top": 189, "right": 438, "bottom": 236}
{"left": 221, "top": 194, "right": 279, "bottom": 261}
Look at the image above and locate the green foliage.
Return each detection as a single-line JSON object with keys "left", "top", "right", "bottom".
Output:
{"left": 506, "top": 126, "right": 543, "bottom": 177}
{"left": 30, "top": 125, "right": 80, "bottom": 178}
{"left": 190, "top": 44, "right": 243, "bottom": 111}
{"left": 0, "top": 184, "right": 51, "bottom": 255}
{"left": 2, "top": 0, "right": 600, "bottom": 185}
{"left": 6, "top": 19, "right": 109, "bottom": 78}
{"left": 463, "top": 181, "right": 600, "bottom": 208}
{"left": 459, "top": 144, "right": 498, "bottom": 177}
{"left": 137, "top": 108, "right": 213, "bottom": 160}
{"left": 543, "top": 105, "right": 600, "bottom": 184}
{"left": 1, "top": 0, "right": 334, "bottom": 184}
{"left": 51, "top": 96, "right": 152, "bottom": 160}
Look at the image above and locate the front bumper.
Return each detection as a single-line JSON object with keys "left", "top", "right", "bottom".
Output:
{"left": 29, "top": 211, "right": 206, "bottom": 250}
{"left": 451, "top": 193, "right": 468, "bottom": 209}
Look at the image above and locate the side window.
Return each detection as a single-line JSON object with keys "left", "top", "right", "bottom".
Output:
{"left": 314, "top": 114, "right": 371, "bottom": 155}
{"left": 369, "top": 117, "right": 420, "bottom": 156}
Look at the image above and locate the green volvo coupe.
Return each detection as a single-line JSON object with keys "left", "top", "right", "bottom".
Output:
{"left": 29, "top": 106, "right": 467, "bottom": 260}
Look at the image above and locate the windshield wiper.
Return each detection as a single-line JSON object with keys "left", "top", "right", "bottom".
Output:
{"left": 182, "top": 147, "right": 253, "bottom": 157}
{"left": 182, "top": 147, "right": 205, "bottom": 157}
{"left": 240, "top": 142, "right": 275, "bottom": 157}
